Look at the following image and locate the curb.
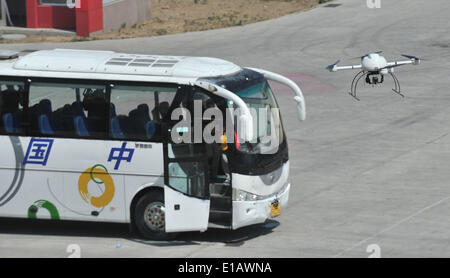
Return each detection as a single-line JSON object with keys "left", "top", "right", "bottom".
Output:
{"left": 0, "top": 26, "right": 76, "bottom": 37}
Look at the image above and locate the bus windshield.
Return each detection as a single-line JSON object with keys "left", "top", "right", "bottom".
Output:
{"left": 234, "top": 81, "right": 284, "bottom": 155}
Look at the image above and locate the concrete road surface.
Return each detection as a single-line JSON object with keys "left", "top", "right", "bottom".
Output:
{"left": 1, "top": 0, "right": 450, "bottom": 257}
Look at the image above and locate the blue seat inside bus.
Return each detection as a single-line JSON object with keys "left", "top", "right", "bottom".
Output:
{"left": 28, "top": 99, "right": 53, "bottom": 135}
{"left": 71, "top": 101, "right": 89, "bottom": 137}
{"left": 39, "top": 114, "right": 54, "bottom": 135}
{"left": 110, "top": 103, "right": 156, "bottom": 140}
{"left": 130, "top": 104, "right": 156, "bottom": 139}
{"left": 25, "top": 97, "right": 158, "bottom": 140}
{"left": 1, "top": 112, "right": 23, "bottom": 134}
{"left": 74, "top": 116, "right": 89, "bottom": 137}
{"left": 110, "top": 103, "right": 125, "bottom": 139}
{"left": 38, "top": 99, "right": 53, "bottom": 135}
{"left": 2, "top": 113, "right": 14, "bottom": 133}
{"left": 110, "top": 117, "right": 124, "bottom": 139}
{"left": 145, "top": 121, "right": 156, "bottom": 138}
{"left": 0, "top": 87, "right": 24, "bottom": 134}
{"left": 28, "top": 99, "right": 88, "bottom": 137}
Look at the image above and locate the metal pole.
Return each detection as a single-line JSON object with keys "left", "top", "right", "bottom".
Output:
{"left": 0, "top": 0, "right": 5, "bottom": 26}
{"left": 1, "top": 0, "right": 13, "bottom": 26}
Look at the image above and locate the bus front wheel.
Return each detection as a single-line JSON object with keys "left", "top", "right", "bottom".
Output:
{"left": 134, "top": 191, "right": 176, "bottom": 240}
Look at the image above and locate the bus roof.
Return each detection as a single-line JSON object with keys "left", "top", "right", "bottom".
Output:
{"left": 0, "top": 49, "right": 243, "bottom": 83}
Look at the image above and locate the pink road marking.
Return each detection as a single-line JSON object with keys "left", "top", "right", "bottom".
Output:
{"left": 269, "top": 73, "right": 336, "bottom": 94}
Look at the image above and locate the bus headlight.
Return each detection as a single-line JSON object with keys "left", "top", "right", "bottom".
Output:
{"left": 231, "top": 183, "right": 289, "bottom": 201}
{"left": 232, "top": 188, "right": 260, "bottom": 201}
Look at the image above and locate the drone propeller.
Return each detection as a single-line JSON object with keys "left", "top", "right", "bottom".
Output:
{"left": 326, "top": 60, "right": 340, "bottom": 71}
{"left": 401, "top": 54, "right": 424, "bottom": 61}
{"left": 401, "top": 54, "right": 417, "bottom": 59}
{"left": 401, "top": 54, "right": 422, "bottom": 65}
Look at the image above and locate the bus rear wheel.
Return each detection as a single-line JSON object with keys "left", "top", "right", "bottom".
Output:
{"left": 134, "top": 191, "right": 176, "bottom": 240}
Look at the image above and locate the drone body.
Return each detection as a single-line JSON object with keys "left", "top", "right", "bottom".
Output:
{"left": 361, "top": 53, "right": 388, "bottom": 73}
{"left": 327, "top": 52, "right": 421, "bottom": 100}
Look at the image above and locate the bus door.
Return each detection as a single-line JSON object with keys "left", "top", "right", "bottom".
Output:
{"left": 161, "top": 87, "right": 211, "bottom": 233}
{"left": 163, "top": 141, "right": 210, "bottom": 233}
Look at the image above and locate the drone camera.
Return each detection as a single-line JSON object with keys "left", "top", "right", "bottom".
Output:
{"left": 365, "top": 73, "right": 384, "bottom": 85}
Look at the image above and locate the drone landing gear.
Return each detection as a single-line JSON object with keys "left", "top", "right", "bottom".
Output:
{"left": 390, "top": 72, "right": 404, "bottom": 98}
{"left": 349, "top": 71, "right": 405, "bottom": 100}
{"left": 349, "top": 70, "right": 365, "bottom": 101}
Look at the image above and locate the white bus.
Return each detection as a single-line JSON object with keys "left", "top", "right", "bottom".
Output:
{"left": 0, "top": 49, "right": 305, "bottom": 240}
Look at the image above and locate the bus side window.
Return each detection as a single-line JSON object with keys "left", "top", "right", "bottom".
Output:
{"left": 28, "top": 82, "right": 107, "bottom": 138}
{"left": 0, "top": 81, "right": 25, "bottom": 135}
{"left": 109, "top": 85, "right": 178, "bottom": 141}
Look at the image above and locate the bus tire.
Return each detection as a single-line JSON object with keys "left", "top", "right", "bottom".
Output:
{"left": 134, "top": 191, "right": 177, "bottom": 241}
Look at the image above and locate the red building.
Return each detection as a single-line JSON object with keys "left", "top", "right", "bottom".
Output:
{"left": 1, "top": 0, "right": 150, "bottom": 37}
{"left": 26, "top": 0, "right": 103, "bottom": 37}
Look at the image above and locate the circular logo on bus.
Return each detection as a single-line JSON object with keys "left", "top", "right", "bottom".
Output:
{"left": 27, "top": 200, "right": 60, "bottom": 220}
{"left": 78, "top": 164, "right": 115, "bottom": 208}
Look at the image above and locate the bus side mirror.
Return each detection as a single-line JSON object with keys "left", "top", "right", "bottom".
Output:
{"left": 244, "top": 67, "right": 306, "bottom": 122}
{"left": 294, "top": 96, "right": 306, "bottom": 121}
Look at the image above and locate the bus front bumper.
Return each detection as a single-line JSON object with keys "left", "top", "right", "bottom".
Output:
{"left": 232, "top": 183, "right": 290, "bottom": 230}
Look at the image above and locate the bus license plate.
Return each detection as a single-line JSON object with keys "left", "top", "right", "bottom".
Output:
{"left": 270, "top": 200, "right": 281, "bottom": 217}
